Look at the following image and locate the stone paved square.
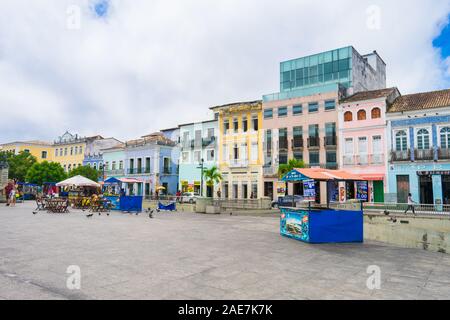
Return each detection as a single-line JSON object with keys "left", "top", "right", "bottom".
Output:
{"left": 1, "top": 202, "right": 449, "bottom": 300}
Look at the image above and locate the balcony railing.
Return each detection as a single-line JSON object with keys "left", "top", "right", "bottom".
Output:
{"left": 390, "top": 150, "right": 411, "bottom": 162}
{"left": 343, "top": 155, "right": 355, "bottom": 166}
{"left": 203, "top": 136, "right": 216, "bottom": 147}
{"left": 161, "top": 168, "right": 172, "bottom": 175}
{"left": 292, "top": 137, "right": 304, "bottom": 149}
{"left": 307, "top": 137, "right": 320, "bottom": 148}
{"left": 344, "top": 154, "right": 384, "bottom": 166}
{"left": 278, "top": 139, "right": 288, "bottom": 151}
{"left": 127, "top": 168, "right": 151, "bottom": 175}
{"left": 105, "top": 169, "right": 125, "bottom": 176}
{"left": 438, "top": 148, "right": 450, "bottom": 160}
{"left": 324, "top": 136, "right": 337, "bottom": 148}
{"left": 414, "top": 149, "right": 434, "bottom": 161}
{"left": 263, "top": 165, "right": 277, "bottom": 177}
{"left": 229, "top": 159, "right": 249, "bottom": 168}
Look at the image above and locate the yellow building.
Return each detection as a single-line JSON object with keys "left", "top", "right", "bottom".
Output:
{"left": 52, "top": 131, "right": 88, "bottom": 172}
{"left": 211, "top": 100, "right": 264, "bottom": 199}
{"left": 0, "top": 141, "right": 53, "bottom": 162}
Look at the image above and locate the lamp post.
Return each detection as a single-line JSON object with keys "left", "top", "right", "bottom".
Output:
{"left": 197, "top": 158, "right": 204, "bottom": 197}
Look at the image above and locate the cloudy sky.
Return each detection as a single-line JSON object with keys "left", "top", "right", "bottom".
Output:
{"left": 0, "top": 0, "right": 449, "bottom": 143}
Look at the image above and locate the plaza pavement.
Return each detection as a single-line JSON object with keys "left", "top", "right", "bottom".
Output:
{"left": 0, "top": 202, "right": 449, "bottom": 300}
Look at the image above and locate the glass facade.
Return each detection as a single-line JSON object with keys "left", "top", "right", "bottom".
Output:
{"left": 280, "top": 47, "right": 352, "bottom": 92}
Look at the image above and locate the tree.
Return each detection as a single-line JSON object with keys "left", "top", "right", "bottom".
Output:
{"left": 278, "top": 158, "right": 306, "bottom": 179}
{"left": 26, "top": 161, "right": 67, "bottom": 186}
{"left": 203, "top": 166, "right": 223, "bottom": 197}
{"left": 69, "top": 165, "right": 100, "bottom": 182}
{"left": 2, "top": 151, "right": 37, "bottom": 182}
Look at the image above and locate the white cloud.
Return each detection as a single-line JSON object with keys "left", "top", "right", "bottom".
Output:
{"left": 0, "top": 0, "right": 450, "bottom": 142}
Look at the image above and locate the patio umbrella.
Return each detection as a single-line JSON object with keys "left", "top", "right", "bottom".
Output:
{"left": 56, "top": 175, "right": 101, "bottom": 188}
{"left": 156, "top": 186, "right": 166, "bottom": 191}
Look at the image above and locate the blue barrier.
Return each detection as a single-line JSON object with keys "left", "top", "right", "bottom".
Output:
{"left": 119, "top": 196, "right": 143, "bottom": 212}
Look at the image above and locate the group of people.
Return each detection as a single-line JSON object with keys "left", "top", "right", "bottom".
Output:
{"left": 4, "top": 180, "right": 18, "bottom": 207}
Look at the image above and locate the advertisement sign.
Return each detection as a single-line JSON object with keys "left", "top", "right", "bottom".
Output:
{"left": 280, "top": 209, "right": 310, "bottom": 242}
{"left": 276, "top": 182, "right": 286, "bottom": 197}
{"left": 356, "top": 181, "right": 368, "bottom": 201}
{"left": 303, "top": 180, "right": 316, "bottom": 200}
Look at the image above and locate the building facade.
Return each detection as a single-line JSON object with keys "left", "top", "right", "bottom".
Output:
{"left": 338, "top": 88, "right": 401, "bottom": 203}
{"left": 178, "top": 119, "right": 218, "bottom": 196}
{"left": 386, "top": 89, "right": 450, "bottom": 205}
{"left": 262, "top": 46, "right": 387, "bottom": 200}
{"left": 102, "top": 143, "right": 126, "bottom": 179}
{"left": 52, "top": 132, "right": 93, "bottom": 172}
{"left": 211, "top": 100, "right": 264, "bottom": 199}
{"left": 123, "top": 132, "right": 179, "bottom": 196}
{"left": 0, "top": 141, "right": 53, "bottom": 162}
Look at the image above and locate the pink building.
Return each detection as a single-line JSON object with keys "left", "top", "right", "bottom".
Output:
{"left": 338, "top": 88, "right": 400, "bottom": 202}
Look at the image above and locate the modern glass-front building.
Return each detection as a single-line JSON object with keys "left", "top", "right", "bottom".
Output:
{"left": 262, "top": 46, "right": 387, "bottom": 200}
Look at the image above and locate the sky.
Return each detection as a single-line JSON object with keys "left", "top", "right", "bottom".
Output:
{"left": 0, "top": 0, "right": 450, "bottom": 143}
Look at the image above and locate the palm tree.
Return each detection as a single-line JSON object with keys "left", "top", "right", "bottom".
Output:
{"left": 203, "top": 166, "right": 223, "bottom": 197}
{"left": 278, "top": 158, "right": 306, "bottom": 179}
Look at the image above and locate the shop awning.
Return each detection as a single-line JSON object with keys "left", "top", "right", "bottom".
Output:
{"left": 282, "top": 168, "right": 365, "bottom": 182}
{"left": 360, "top": 174, "right": 384, "bottom": 181}
{"left": 119, "top": 178, "right": 143, "bottom": 184}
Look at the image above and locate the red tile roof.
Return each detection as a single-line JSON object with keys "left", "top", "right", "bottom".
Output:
{"left": 388, "top": 88, "right": 450, "bottom": 113}
{"left": 340, "top": 87, "right": 398, "bottom": 103}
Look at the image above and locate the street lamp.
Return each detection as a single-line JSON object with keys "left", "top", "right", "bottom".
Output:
{"left": 197, "top": 158, "right": 204, "bottom": 197}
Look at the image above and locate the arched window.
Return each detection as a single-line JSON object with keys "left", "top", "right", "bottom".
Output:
{"left": 440, "top": 127, "right": 450, "bottom": 149}
{"left": 68, "top": 164, "right": 72, "bottom": 171}
{"left": 395, "top": 131, "right": 408, "bottom": 151}
{"left": 417, "top": 129, "right": 430, "bottom": 150}
{"left": 344, "top": 111, "right": 353, "bottom": 122}
{"left": 357, "top": 110, "right": 366, "bottom": 120}
{"left": 371, "top": 108, "right": 381, "bottom": 119}
{"left": 93, "top": 163, "right": 97, "bottom": 170}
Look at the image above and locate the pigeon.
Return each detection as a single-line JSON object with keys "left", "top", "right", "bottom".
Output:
{"left": 32, "top": 211, "right": 38, "bottom": 215}
{"left": 148, "top": 209, "right": 154, "bottom": 219}
{"left": 86, "top": 213, "right": 94, "bottom": 218}
{"left": 230, "top": 212, "right": 233, "bottom": 216}
{"left": 384, "top": 210, "right": 390, "bottom": 216}
{"left": 107, "top": 213, "right": 110, "bottom": 216}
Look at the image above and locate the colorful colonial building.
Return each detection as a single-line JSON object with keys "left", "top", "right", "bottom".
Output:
{"left": 178, "top": 119, "right": 218, "bottom": 196}
{"left": 0, "top": 140, "right": 53, "bottom": 162}
{"left": 338, "top": 87, "right": 401, "bottom": 202}
{"left": 386, "top": 89, "right": 450, "bottom": 205}
{"left": 262, "top": 46, "right": 387, "bottom": 200}
{"left": 211, "top": 100, "right": 264, "bottom": 199}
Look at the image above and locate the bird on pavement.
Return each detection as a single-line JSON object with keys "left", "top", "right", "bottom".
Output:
{"left": 32, "top": 211, "right": 38, "bottom": 215}
{"left": 86, "top": 213, "right": 94, "bottom": 218}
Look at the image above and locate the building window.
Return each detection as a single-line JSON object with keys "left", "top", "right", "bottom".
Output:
{"left": 279, "top": 153, "right": 288, "bottom": 164}
{"left": 242, "top": 117, "right": 248, "bottom": 132}
{"left": 251, "top": 142, "right": 258, "bottom": 161}
{"left": 75, "top": 146, "right": 78, "bottom": 154}
{"left": 119, "top": 161, "right": 123, "bottom": 170}
{"left": 309, "top": 152, "right": 320, "bottom": 166}
{"left": 68, "top": 164, "right": 72, "bottom": 171}
{"left": 79, "top": 146, "right": 83, "bottom": 154}
{"left": 344, "top": 111, "right": 353, "bottom": 122}
{"left": 207, "top": 128, "right": 215, "bottom": 138}
{"left": 54, "top": 149, "right": 58, "bottom": 157}
{"left": 417, "top": 129, "right": 430, "bottom": 150}
{"left": 112, "top": 161, "right": 116, "bottom": 170}
{"left": 264, "top": 109, "right": 273, "bottom": 119}
{"left": 42, "top": 151, "right": 47, "bottom": 159}
{"left": 371, "top": 108, "right": 381, "bottom": 119}
{"left": 308, "top": 102, "right": 319, "bottom": 113}
{"left": 395, "top": 131, "right": 408, "bottom": 151}
{"left": 293, "top": 105, "right": 303, "bottom": 115}
{"left": 207, "top": 149, "right": 215, "bottom": 161}
{"left": 357, "top": 110, "right": 367, "bottom": 120}
{"left": 293, "top": 152, "right": 303, "bottom": 161}
{"left": 182, "top": 152, "right": 189, "bottom": 163}
{"left": 326, "top": 151, "right": 337, "bottom": 167}
{"left": 70, "top": 147, "right": 73, "bottom": 155}
{"left": 278, "top": 106, "right": 288, "bottom": 117}
{"left": 233, "top": 118, "right": 239, "bottom": 133}
{"left": 194, "top": 151, "right": 201, "bottom": 163}
{"left": 252, "top": 115, "right": 258, "bottom": 131}
{"left": 64, "top": 148, "right": 68, "bottom": 156}
{"left": 233, "top": 144, "right": 239, "bottom": 160}
{"left": 223, "top": 120, "right": 230, "bottom": 134}
{"left": 223, "top": 144, "right": 228, "bottom": 162}
{"left": 325, "top": 100, "right": 336, "bottom": 111}
{"left": 440, "top": 127, "right": 450, "bottom": 149}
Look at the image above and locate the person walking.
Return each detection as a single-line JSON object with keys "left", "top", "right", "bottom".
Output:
{"left": 9, "top": 185, "right": 16, "bottom": 207}
{"left": 4, "top": 182, "right": 12, "bottom": 206}
{"left": 404, "top": 193, "right": 416, "bottom": 215}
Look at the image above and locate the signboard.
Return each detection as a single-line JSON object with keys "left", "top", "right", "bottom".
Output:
{"left": 303, "top": 179, "right": 316, "bottom": 200}
{"left": 282, "top": 170, "right": 309, "bottom": 182}
{"left": 280, "top": 209, "right": 310, "bottom": 243}
{"left": 356, "top": 181, "right": 368, "bottom": 201}
{"left": 276, "top": 182, "right": 286, "bottom": 197}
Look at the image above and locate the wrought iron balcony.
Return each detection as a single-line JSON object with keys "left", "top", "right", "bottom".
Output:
{"left": 414, "top": 149, "right": 434, "bottom": 161}
{"left": 202, "top": 136, "right": 216, "bottom": 147}
{"left": 292, "top": 137, "right": 304, "bottom": 149}
{"left": 263, "top": 165, "right": 277, "bottom": 177}
{"left": 390, "top": 150, "right": 411, "bottom": 162}
{"left": 104, "top": 169, "right": 125, "bottom": 176}
{"left": 438, "top": 148, "right": 450, "bottom": 160}
{"left": 307, "top": 137, "right": 320, "bottom": 148}
{"left": 228, "top": 159, "right": 249, "bottom": 168}
{"left": 127, "top": 168, "right": 151, "bottom": 175}
{"left": 356, "top": 154, "right": 369, "bottom": 165}
{"left": 278, "top": 138, "right": 289, "bottom": 151}
{"left": 370, "top": 153, "right": 384, "bottom": 165}
{"left": 324, "top": 136, "right": 337, "bottom": 148}
{"left": 343, "top": 155, "right": 355, "bottom": 166}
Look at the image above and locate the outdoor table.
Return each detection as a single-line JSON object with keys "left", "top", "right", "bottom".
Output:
{"left": 90, "top": 199, "right": 111, "bottom": 213}
{"left": 45, "top": 199, "right": 69, "bottom": 213}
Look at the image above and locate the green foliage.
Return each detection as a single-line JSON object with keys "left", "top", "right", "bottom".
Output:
{"left": 69, "top": 165, "right": 100, "bottom": 182}
{"left": 203, "top": 166, "right": 223, "bottom": 197}
{"left": 278, "top": 158, "right": 306, "bottom": 179}
{"left": 1, "top": 151, "right": 37, "bottom": 182}
{"left": 25, "top": 161, "right": 67, "bottom": 186}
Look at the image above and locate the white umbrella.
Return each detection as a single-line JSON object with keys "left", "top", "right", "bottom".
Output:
{"left": 56, "top": 175, "right": 100, "bottom": 188}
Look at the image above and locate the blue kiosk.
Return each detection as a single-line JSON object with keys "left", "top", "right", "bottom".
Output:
{"left": 280, "top": 168, "right": 364, "bottom": 244}
{"left": 103, "top": 177, "right": 143, "bottom": 213}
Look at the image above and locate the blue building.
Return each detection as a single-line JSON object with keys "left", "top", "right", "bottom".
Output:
{"left": 83, "top": 137, "right": 123, "bottom": 181}
{"left": 386, "top": 89, "right": 450, "bottom": 205}
{"left": 178, "top": 119, "right": 218, "bottom": 197}
{"left": 123, "top": 132, "right": 179, "bottom": 196}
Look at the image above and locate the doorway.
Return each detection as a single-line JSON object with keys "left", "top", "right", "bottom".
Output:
{"left": 346, "top": 181, "right": 355, "bottom": 200}
{"left": 373, "top": 181, "right": 384, "bottom": 203}
{"left": 442, "top": 175, "right": 450, "bottom": 204}
{"left": 419, "top": 175, "right": 433, "bottom": 204}
{"left": 396, "top": 175, "right": 409, "bottom": 203}
{"left": 264, "top": 182, "right": 274, "bottom": 200}
{"left": 293, "top": 183, "right": 304, "bottom": 196}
